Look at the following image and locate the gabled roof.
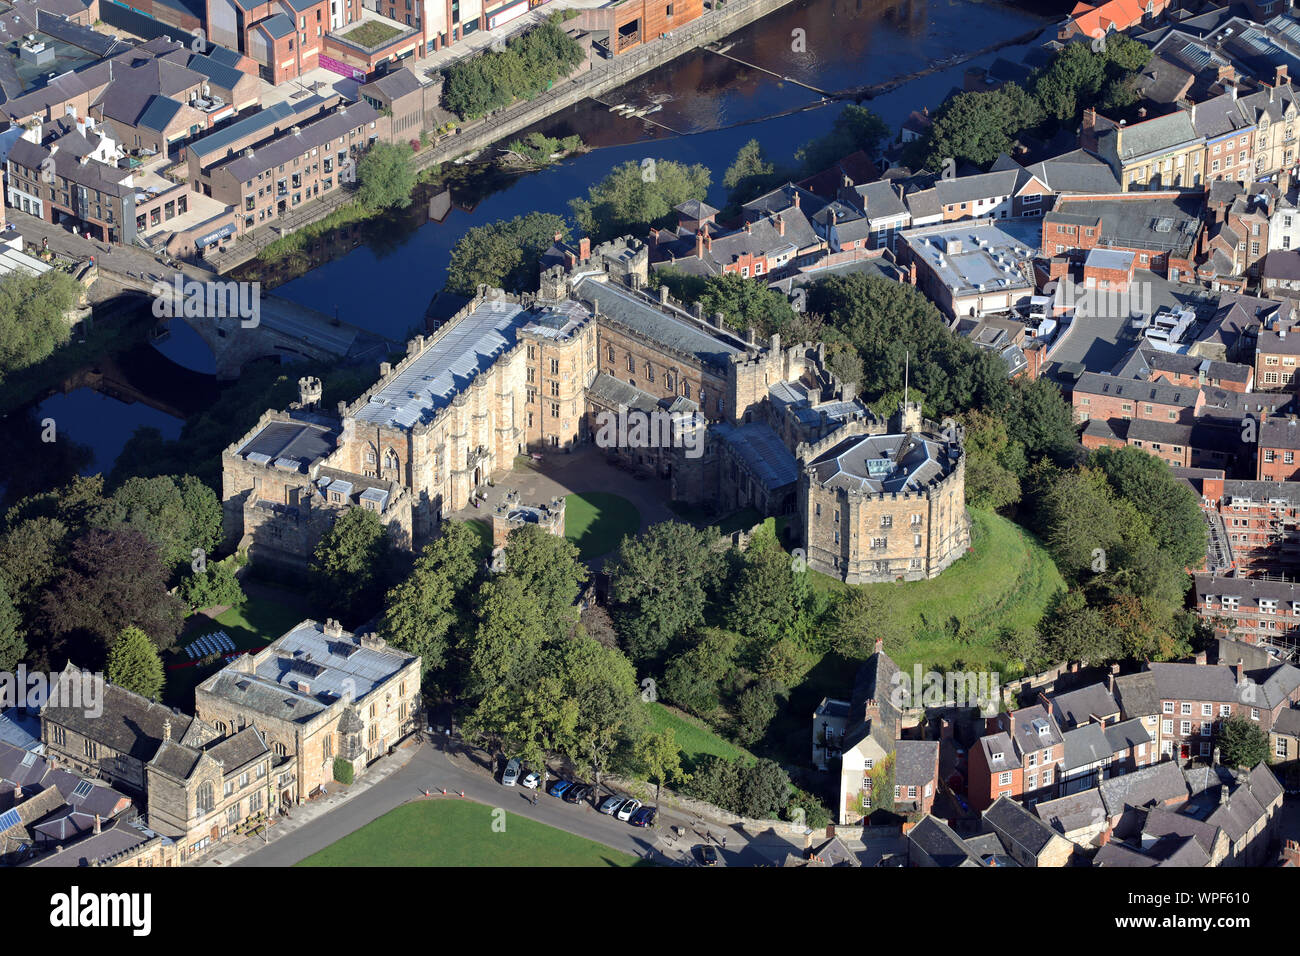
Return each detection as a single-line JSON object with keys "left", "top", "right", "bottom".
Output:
{"left": 1098, "top": 759, "right": 1188, "bottom": 817}
{"left": 908, "top": 814, "right": 984, "bottom": 866}
{"left": 983, "top": 795, "right": 1064, "bottom": 859}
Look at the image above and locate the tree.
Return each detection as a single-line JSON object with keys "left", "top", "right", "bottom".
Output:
{"left": 607, "top": 521, "right": 721, "bottom": 663}
{"left": 462, "top": 574, "right": 549, "bottom": 697}
{"left": 962, "top": 410, "right": 1023, "bottom": 511}
{"left": 39, "top": 528, "right": 185, "bottom": 667}
{"left": 1217, "top": 714, "right": 1270, "bottom": 769}
{"left": 825, "top": 344, "right": 864, "bottom": 390}
{"left": 98, "top": 475, "right": 222, "bottom": 575}
{"left": 0, "top": 270, "right": 81, "bottom": 380}
{"left": 0, "top": 577, "right": 25, "bottom": 671}
{"left": 178, "top": 558, "right": 245, "bottom": 612}
{"left": 828, "top": 586, "right": 905, "bottom": 658}
{"left": 106, "top": 626, "right": 165, "bottom": 700}
{"left": 661, "top": 627, "right": 740, "bottom": 716}
{"left": 923, "top": 86, "right": 1042, "bottom": 171}
{"left": 805, "top": 273, "right": 1010, "bottom": 416}
{"left": 1039, "top": 587, "right": 1116, "bottom": 666}
{"left": 570, "top": 159, "right": 712, "bottom": 242}
{"left": 796, "top": 104, "right": 890, "bottom": 175}
{"left": 500, "top": 523, "right": 587, "bottom": 640}
{"left": 357, "top": 141, "right": 416, "bottom": 211}
{"left": 693, "top": 273, "right": 799, "bottom": 337}
{"left": 379, "top": 521, "right": 479, "bottom": 674}
{"left": 309, "top": 507, "right": 394, "bottom": 625}
{"left": 552, "top": 637, "right": 644, "bottom": 790}
{"left": 441, "top": 17, "right": 585, "bottom": 119}
{"left": 634, "top": 728, "right": 687, "bottom": 805}
{"left": 723, "top": 138, "right": 782, "bottom": 207}
{"left": 445, "top": 213, "right": 570, "bottom": 295}
{"left": 725, "top": 525, "right": 802, "bottom": 644}
{"left": 1090, "top": 446, "right": 1207, "bottom": 571}
{"left": 1003, "top": 376, "right": 1078, "bottom": 466}
{"left": 0, "top": 515, "right": 69, "bottom": 615}
{"left": 1037, "top": 467, "right": 1127, "bottom": 578}
{"left": 734, "top": 680, "right": 780, "bottom": 746}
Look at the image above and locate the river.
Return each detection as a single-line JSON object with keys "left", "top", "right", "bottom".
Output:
{"left": 32, "top": 0, "right": 1064, "bottom": 486}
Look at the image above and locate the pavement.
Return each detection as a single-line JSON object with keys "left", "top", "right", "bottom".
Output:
{"left": 210, "top": 733, "right": 770, "bottom": 867}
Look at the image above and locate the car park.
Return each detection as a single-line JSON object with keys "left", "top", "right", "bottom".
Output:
{"left": 501, "top": 757, "right": 520, "bottom": 787}
{"left": 616, "top": 799, "right": 642, "bottom": 821}
{"left": 598, "top": 795, "right": 625, "bottom": 814}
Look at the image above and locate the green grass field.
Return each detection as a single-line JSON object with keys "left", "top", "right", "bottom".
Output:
{"left": 564, "top": 492, "right": 641, "bottom": 560}
{"left": 645, "top": 701, "right": 755, "bottom": 769}
{"left": 295, "top": 799, "right": 642, "bottom": 867}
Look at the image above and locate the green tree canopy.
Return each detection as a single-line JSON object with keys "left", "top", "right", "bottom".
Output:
{"left": 445, "top": 212, "right": 569, "bottom": 296}
{"left": 0, "top": 270, "right": 82, "bottom": 380}
{"left": 607, "top": 520, "right": 721, "bottom": 663}
{"left": 570, "top": 159, "right": 712, "bottom": 243}
{"left": 1217, "top": 714, "right": 1270, "bottom": 769}
{"left": 499, "top": 522, "right": 588, "bottom": 640}
{"left": 923, "top": 85, "right": 1042, "bottom": 170}
{"left": 309, "top": 506, "right": 395, "bottom": 625}
{"left": 0, "top": 577, "right": 25, "bottom": 671}
{"left": 106, "top": 625, "right": 165, "bottom": 700}
{"left": 796, "top": 104, "right": 890, "bottom": 175}
{"left": 356, "top": 141, "right": 417, "bottom": 211}
{"left": 379, "top": 521, "right": 479, "bottom": 674}
{"left": 634, "top": 727, "right": 687, "bottom": 805}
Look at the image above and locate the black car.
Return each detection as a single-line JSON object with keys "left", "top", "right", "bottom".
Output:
{"left": 696, "top": 844, "right": 719, "bottom": 866}
{"left": 563, "top": 783, "right": 592, "bottom": 804}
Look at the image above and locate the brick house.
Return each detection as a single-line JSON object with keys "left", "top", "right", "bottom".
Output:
{"left": 981, "top": 795, "right": 1074, "bottom": 866}
{"left": 1071, "top": 371, "right": 1203, "bottom": 426}
{"left": 892, "top": 739, "right": 940, "bottom": 815}
{"left": 968, "top": 705, "right": 1065, "bottom": 812}
{"left": 1257, "top": 416, "right": 1300, "bottom": 481}
{"left": 1255, "top": 326, "right": 1300, "bottom": 391}
{"left": 1043, "top": 192, "right": 1204, "bottom": 280}
{"left": 1198, "top": 476, "right": 1300, "bottom": 574}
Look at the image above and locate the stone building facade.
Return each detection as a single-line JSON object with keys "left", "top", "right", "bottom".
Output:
{"left": 798, "top": 403, "right": 969, "bottom": 584}
{"left": 195, "top": 618, "right": 422, "bottom": 809}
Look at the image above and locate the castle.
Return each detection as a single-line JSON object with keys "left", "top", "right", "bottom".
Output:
{"left": 220, "top": 239, "right": 969, "bottom": 583}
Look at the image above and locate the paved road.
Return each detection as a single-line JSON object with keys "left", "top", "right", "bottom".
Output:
{"left": 227, "top": 738, "right": 752, "bottom": 867}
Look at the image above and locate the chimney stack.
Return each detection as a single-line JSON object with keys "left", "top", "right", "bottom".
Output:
{"left": 93, "top": 814, "right": 101, "bottom": 835}
{"left": 163, "top": 719, "right": 171, "bottom": 741}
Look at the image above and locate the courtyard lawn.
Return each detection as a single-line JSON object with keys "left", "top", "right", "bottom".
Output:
{"left": 295, "top": 799, "right": 642, "bottom": 866}
{"left": 164, "top": 583, "right": 311, "bottom": 708}
{"left": 460, "top": 517, "right": 494, "bottom": 560}
{"left": 645, "top": 701, "right": 755, "bottom": 769}
{"left": 564, "top": 492, "right": 641, "bottom": 560}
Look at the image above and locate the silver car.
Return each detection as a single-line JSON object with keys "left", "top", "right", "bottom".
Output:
{"left": 502, "top": 757, "right": 521, "bottom": 786}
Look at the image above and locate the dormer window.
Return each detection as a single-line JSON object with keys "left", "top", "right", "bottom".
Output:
{"left": 991, "top": 751, "right": 1003, "bottom": 761}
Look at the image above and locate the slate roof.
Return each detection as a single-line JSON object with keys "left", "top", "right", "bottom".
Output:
{"left": 1035, "top": 788, "right": 1107, "bottom": 836}
{"left": 27, "top": 818, "right": 167, "bottom": 867}
{"left": 1114, "top": 671, "right": 1159, "bottom": 719}
{"left": 1112, "top": 345, "right": 1251, "bottom": 385}
{"left": 1142, "top": 805, "right": 1222, "bottom": 856}
{"left": 1098, "top": 759, "right": 1188, "bottom": 817}
{"left": 808, "top": 430, "right": 957, "bottom": 494}
{"left": 893, "top": 739, "right": 939, "bottom": 788}
{"left": 1104, "top": 717, "right": 1153, "bottom": 753}
{"left": 1149, "top": 662, "right": 1241, "bottom": 703}
{"left": 978, "top": 731, "right": 1021, "bottom": 773}
{"left": 1050, "top": 682, "right": 1120, "bottom": 729}
{"left": 711, "top": 421, "right": 799, "bottom": 491}
{"left": 908, "top": 814, "right": 983, "bottom": 866}
{"left": 574, "top": 277, "right": 741, "bottom": 370}
{"left": 220, "top": 101, "right": 381, "bottom": 182}
{"left": 1062, "top": 723, "right": 1113, "bottom": 771}
{"left": 1107, "top": 109, "right": 1199, "bottom": 163}
{"left": 983, "top": 795, "right": 1062, "bottom": 859}
{"left": 1047, "top": 193, "right": 1204, "bottom": 257}
{"left": 360, "top": 67, "right": 422, "bottom": 100}
{"left": 41, "top": 669, "right": 199, "bottom": 763}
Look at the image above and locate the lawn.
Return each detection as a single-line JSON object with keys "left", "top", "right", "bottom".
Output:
{"left": 645, "top": 701, "right": 755, "bottom": 769}
{"left": 806, "top": 508, "right": 1065, "bottom": 676}
{"left": 564, "top": 492, "right": 641, "bottom": 560}
{"left": 295, "top": 799, "right": 642, "bottom": 866}
{"left": 164, "top": 583, "right": 311, "bottom": 708}
{"left": 764, "top": 508, "right": 1065, "bottom": 765}
{"left": 459, "top": 517, "right": 493, "bottom": 560}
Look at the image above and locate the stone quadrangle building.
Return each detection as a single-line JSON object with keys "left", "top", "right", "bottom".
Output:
{"left": 221, "top": 237, "right": 971, "bottom": 584}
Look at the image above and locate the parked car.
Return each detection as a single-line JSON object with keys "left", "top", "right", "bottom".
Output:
{"left": 550, "top": 780, "right": 574, "bottom": 799}
{"left": 501, "top": 757, "right": 521, "bottom": 787}
{"left": 521, "top": 771, "right": 541, "bottom": 790}
{"left": 630, "top": 806, "right": 657, "bottom": 828}
{"left": 876, "top": 855, "right": 906, "bottom": 867}
{"left": 598, "top": 795, "right": 625, "bottom": 814}
{"left": 564, "top": 783, "right": 592, "bottom": 804}
{"left": 696, "top": 844, "right": 719, "bottom": 866}
{"left": 616, "top": 799, "right": 642, "bottom": 821}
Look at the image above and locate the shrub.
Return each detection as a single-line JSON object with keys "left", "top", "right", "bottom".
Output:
{"left": 333, "top": 758, "right": 355, "bottom": 785}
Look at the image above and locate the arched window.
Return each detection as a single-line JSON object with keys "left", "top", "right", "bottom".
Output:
{"left": 384, "top": 448, "right": 399, "bottom": 471}
{"left": 197, "top": 781, "right": 214, "bottom": 814}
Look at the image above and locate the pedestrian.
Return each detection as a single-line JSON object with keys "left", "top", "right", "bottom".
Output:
{"left": 722, "top": 835, "right": 727, "bottom": 849}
